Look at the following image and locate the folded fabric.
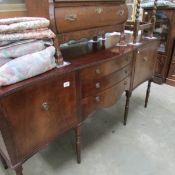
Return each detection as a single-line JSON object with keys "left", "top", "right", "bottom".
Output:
{"left": 141, "top": 0, "right": 175, "bottom": 8}
{"left": 0, "top": 46, "right": 56, "bottom": 87}
{"left": 0, "top": 17, "right": 50, "bottom": 33}
{"left": 0, "top": 39, "right": 53, "bottom": 59}
{"left": 0, "top": 29, "right": 56, "bottom": 41}
{"left": 0, "top": 57, "right": 11, "bottom": 67}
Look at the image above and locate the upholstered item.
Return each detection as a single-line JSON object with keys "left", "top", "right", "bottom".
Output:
{"left": 0, "top": 17, "right": 50, "bottom": 33}
{"left": 0, "top": 39, "right": 53, "bottom": 59}
{"left": 0, "top": 29, "right": 56, "bottom": 41}
{"left": 0, "top": 46, "right": 56, "bottom": 86}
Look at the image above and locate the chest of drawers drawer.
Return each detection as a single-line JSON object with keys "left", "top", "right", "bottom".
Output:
{"left": 0, "top": 72, "right": 78, "bottom": 164}
{"left": 81, "top": 77, "right": 130, "bottom": 117}
{"left": 81, "top": 64, "right": 131, "bottom": 98}
{"left": 55, "top": 4, "right": 128, "bottom": 33}
{"left": 80, "top": 53, "right": 132, "bottom": 81}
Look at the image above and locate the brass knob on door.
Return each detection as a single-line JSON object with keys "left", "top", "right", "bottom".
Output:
{"left": 96, "top": 96, "right": 101, "bottom": 102}
{"left": 42, "top": 102, "right": 49, "bottom": 111}
{"left": 96, "top": 68, "right": 101, "bottom": 74}
{"left": 96, "top": 82, "right": 101, "bottom": 89}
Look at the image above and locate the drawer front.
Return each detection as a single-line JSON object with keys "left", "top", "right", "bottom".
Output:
{"left": 80, "top": 53, "right": 132, "bottom": 81}
{"left": 81, "top": 64, "right": 131, "bottom": 98}
{"left": 81, "top": 77, "right": 130, "bottom": 118}
{"left": 133, "top": 41, "right": 158, "bottom": 89}
{"left": 1, "top": 73, "right": 78, "bottom": 163}
{"left": 55, "top": 4, "right": 128, "bottom": 33}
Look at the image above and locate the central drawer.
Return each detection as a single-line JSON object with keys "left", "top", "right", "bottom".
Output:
{"left": 80, "top": 53, "right": 132, "bottom": 81}
{"left": 81, "top": 77, "right": 130, "bottom": 117}
{"left": 55, "top": 4, "right": 128, "bottom": 33}
{"left": 81, "top": 64, "right": 131, "bottom": 98}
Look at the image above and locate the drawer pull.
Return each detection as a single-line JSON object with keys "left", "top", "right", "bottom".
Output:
{"left": 125, "top": 57, "right": 129, "bottom": 62}
{"left": 117, "top": 9, "right": 125, "bottom": 16}
{"left": 124, "top": 70, "right": 128, "bottom": 74}
{"left": 124, "top": 81, "right": 128, "bottom": 85}
{"left": 96, "top": 96, "right": 101, "bottom": 102}
{"left": 96, "top": 7, "right": 103, "bottom": 14}
{"left": 95, "top": 68, "right": 101, "bottom": 74}
{"left": 65, "top": 14, "right": 77, "bottom": 21}
{"left": 143, "top": 57, "right": 148, "bottom": 62}
{"left": 96, "top": 82, "right": 101, "bottom": 89}
{"left": 42, "top": 102, "right": 49, "bottom": 111}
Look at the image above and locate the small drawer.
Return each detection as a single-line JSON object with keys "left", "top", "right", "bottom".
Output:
{"left": 81, "top": 77, "right": 130, "bottom": 118}
{"left": 81, "top": 64, "right": 131, "bottom": 98}
{"left": 55, "top": 4, "right": 128, "bottom": 33}
{"left": 80, "top": 53, "right": 132, "bottom": 81}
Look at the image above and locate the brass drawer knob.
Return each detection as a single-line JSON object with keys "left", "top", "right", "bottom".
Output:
{"left": 124, "top": 81, "right": 128, "bottom": 85}
{"left": 125, "top": 57, "right": 129, "bottom": 62}
{"left": 42, "top": 102, "right": 49, "bottom": 111}
{"left": 124, "top": 70, "right": 128, "bottom": 74}
{"left": 65, "top": 14, "right": 77, "bottom": 21}
{"left": 95, "top": 68, "right": 101, "bottom": 74}
{"left": 143, "top": 57, "right": 148, "bottom": 62}
{"left": 96, "top": 82, "right": 101, "bottom": 89}
{"left": 96, "top": 96, "right": 101, "bottom": 102}
{"left": 96, "top": 7, "right": 103, "bottom": 14}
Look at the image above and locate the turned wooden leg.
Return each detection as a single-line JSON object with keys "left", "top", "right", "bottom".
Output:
{"left": 15, "top": 166, "right": 23, "bottom": 175}
{"left": 75, "top": 124, "right": 81, "bottom": 164}
{"left": 145, "top": 80, "right": 152, "bottom": 108}
{"left": 0, "top": 154, "right": 8, "bottom": 169}
{"left": 124, "top": 91, "right": 132, "bottom": 126}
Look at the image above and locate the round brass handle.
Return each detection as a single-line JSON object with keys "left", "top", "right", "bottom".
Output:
{"left": 95, "top": 68, "right": 101, "bottom": 74}
{"left": 124, "top": 70, "right": 128, "bottom": 74}
{"left": 143, "top": 57, "right": 148, "bottom": 62}
{"left": 96, "top": 82, "right": 101, "bottom": 89}
{"left": 42, "top": 102, "right": 49, "bottom": 111}
{"left": 125, "top": 57, "right": 129, "bottom": 62}
{"left": 96, "top": 96, "right": 101, "bottom": 102}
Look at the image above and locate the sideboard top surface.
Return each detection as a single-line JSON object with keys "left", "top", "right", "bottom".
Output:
{"left": 0, "top": 39, "right": 157, "bottom": 99}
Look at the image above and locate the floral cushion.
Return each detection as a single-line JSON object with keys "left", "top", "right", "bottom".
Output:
{"left": 0, "top": 46, "right": 56, "bottom": 87}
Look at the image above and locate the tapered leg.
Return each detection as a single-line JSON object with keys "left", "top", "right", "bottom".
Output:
{"left": 0, "top": 154, "right": 8, "bottom": 169}
{"left": 124, "top": 91, "right": 132, "bottom": 126}
{"left": 15, "top": 166, "right": 23, "bottom": 175}
{"left": 145, "top": 80, "right": 152, "bottom": 108}
{"left": 75, "top": 124, "right": 81, "bottom": 164}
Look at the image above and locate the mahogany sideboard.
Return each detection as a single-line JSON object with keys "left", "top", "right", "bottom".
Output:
{"left": 0, "top": 38, "right": 159, "bottom": 175}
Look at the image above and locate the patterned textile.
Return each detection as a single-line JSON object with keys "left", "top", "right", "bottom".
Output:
{"left": 0, "top": 57, "right": 11, "bottom": 67}
{"left": 141, "top": 0, "right": 175, "bottom": 8}
{"left": 0, "top": 29, "right": 56, "bottom": 41}
{"left": 0, "top": 46, "right": 56, "bottom": 87}
{"left": 0, "top": 17, "right": 50, "bottom": 33}
{"left": 0, "top": 39, "right": 53, "bottom": 59}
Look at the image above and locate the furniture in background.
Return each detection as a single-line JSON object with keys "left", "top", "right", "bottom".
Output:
{"left": 0, "top": 0, "right": 159, "bottom": 174}
{"left": 143, "top": 7, "right": 175, "bottom": 86}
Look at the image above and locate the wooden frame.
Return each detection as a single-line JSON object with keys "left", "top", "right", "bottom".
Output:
{"left": 125, "top": 0, "right": 158, "bottom": 43}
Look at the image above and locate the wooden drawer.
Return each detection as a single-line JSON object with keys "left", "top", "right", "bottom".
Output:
{"left": 55, "top": 4, "right": 128, "bottom": 33}
{"left": 133, "top": 41, "right": 158, "bottom": 89}
{"left": 80, "top": 53, "right": 132, "bottom": 81}
{"left": 81, "top": 64, "right": 131, "bottom": 98}
{"left": 81, "top": 77, "right": 130, "bottom": 118}
{"left": 0, "top": 72, "right": 78, "bottom": 164}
